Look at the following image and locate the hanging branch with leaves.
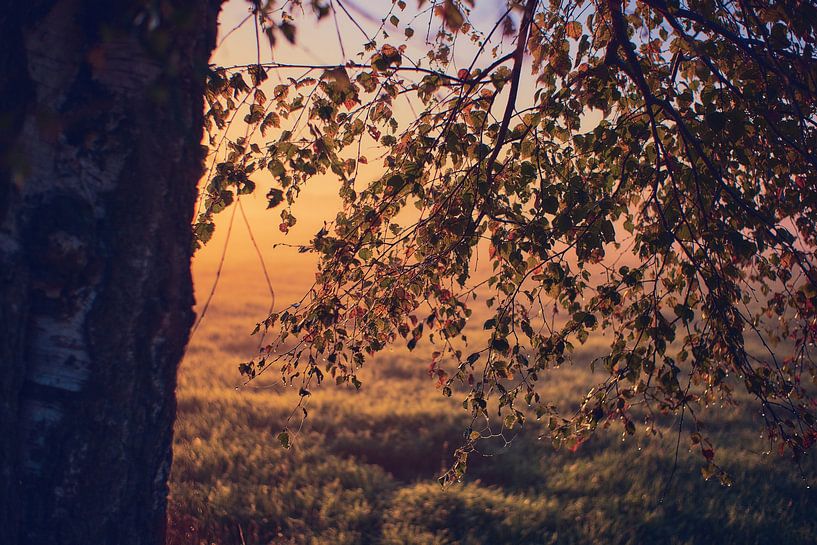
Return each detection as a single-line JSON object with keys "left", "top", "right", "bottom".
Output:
{"left": 198, "top": 0, "right": 817, "bottom": 484}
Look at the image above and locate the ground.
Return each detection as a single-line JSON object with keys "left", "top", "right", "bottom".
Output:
{"left": 168, "top": 216, "right": 817, "bottom": 544}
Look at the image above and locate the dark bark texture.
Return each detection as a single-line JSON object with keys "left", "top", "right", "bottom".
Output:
{"left": 0, "top": 1, "right": 220, "bottom": 543}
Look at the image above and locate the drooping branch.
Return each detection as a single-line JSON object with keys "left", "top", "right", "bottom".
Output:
{"left": 200, "top": 0, "right": 817, "bottom": 482}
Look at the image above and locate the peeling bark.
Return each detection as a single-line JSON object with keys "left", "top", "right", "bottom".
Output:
{"left": 0, "top": 1, "right": 220, "bottom": 543}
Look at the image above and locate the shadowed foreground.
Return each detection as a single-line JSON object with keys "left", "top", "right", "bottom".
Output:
{"left": 169, "top": 269, "right": 817, "bottom": 545}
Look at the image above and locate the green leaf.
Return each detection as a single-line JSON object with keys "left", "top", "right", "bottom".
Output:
{"left": 491, "top": 337, "right": 510, "bottom": 353}
{"left": 277, "top": 430, "right": 290, "bottom": 449}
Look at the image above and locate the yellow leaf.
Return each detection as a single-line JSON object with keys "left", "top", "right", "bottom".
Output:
{"left": 566, "top": 21, "right": 582, "bottom": 39}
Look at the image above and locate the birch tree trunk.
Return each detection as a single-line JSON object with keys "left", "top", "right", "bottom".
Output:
{"left": 0, "top": 1, "right": 220, "bottom": 543}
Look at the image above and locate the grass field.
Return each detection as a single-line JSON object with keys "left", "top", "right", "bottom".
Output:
{"left": 168, "top": 247, "right": 817, "bottom": 545}
{"left": 182, "top": 3, "right": 817, "bottom": 542}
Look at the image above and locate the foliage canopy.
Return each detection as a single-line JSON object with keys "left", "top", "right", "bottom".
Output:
{"left": 198, "top": 0, "right": 817, "bottom": 484}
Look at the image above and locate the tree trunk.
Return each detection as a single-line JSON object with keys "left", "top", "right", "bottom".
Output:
{"left": 0, "top": 1, "right": 220, "bottom": 543}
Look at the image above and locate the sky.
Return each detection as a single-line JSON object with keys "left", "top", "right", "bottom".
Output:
{"left": 192, "top": 0, "right": 601, "bottom": 321}
{"left": 194, "top": 0, "right": 514, "bottom": 311}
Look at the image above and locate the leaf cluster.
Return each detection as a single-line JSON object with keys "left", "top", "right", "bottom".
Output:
{"left": 203, "top": 0, "right": 817, "bottom": 483}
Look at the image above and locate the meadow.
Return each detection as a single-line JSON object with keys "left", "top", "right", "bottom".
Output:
{"left": 168, "top": 240, "right": 817, "bottom": 545}
{"left": 176, "top": 2, "right": 817, "bottom": 542}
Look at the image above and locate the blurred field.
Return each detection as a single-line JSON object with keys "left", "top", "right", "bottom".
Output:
{"left": 168, "top": 200, "right": 817, "bottom": 544}
{"left": 171, "top": 3, "right": 817, "bottom": 543}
